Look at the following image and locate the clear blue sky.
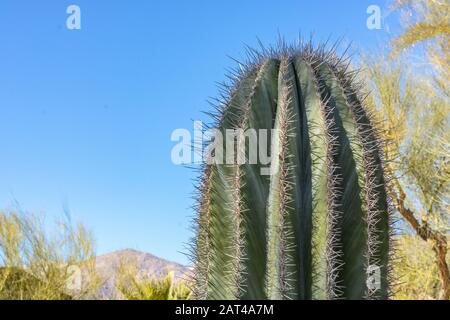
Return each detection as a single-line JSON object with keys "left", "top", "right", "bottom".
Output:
{"left": 0, "top": 1, "right": 400, "bottom": 264}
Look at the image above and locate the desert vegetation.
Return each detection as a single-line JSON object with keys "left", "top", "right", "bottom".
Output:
{"left": 116, "top": 261, "right": 191, "bottom": 300}
{"left": 0, "top": 0, "right": 448, "bottom": 300}
{"left": 191, "top": 0, "right": 448, "bottom": 300}
{"left": 0, "top": 211, "right": 101, "bottom": 299}
{"left": 365, "top": 0, "right": 449, "bottom": 299}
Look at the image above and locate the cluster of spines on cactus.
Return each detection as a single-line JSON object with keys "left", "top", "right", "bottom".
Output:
{"left": 189, "top": 39, "right": 395, "bottom": 300}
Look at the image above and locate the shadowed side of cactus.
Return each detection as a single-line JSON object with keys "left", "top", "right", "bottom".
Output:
{"left": 191, "top": 41, "right": 392, "bottom": 300}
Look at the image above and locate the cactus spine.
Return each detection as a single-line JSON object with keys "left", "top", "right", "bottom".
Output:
{"left": 192, "top": 42, "right": 392, "bottom": 300}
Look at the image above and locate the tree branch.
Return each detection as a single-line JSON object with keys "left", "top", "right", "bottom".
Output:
{"left": 387, "top": 178, "right": 450, "bottom": 300}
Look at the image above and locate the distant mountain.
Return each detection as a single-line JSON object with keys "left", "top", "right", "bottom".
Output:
{"left": 94, "top": 249, "right": 190, "bottom": 299}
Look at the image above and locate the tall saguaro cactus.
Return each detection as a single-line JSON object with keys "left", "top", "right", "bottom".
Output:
{"left": 191, "top": 42, "right": 393, "bottom": 300}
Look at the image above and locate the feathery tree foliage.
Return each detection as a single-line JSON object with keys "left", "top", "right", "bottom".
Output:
{"left": 391, "top": 0, "right": 449, "bottom": 94}
{"left": 363, "top": 0, "right": 450, "bottom": 300}
{"left": 364, "top": 58, "right": 449, "bottom": 299}
{"left": 0, "top": 211, "right": 101, "bottom": 299}
{"left": 394, "top": 235, "right": 450, "bottom": 299}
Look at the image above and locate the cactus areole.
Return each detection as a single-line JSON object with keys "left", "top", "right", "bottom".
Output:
{"left": 192, "top": 42, "right": 392, "bottom": 300}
